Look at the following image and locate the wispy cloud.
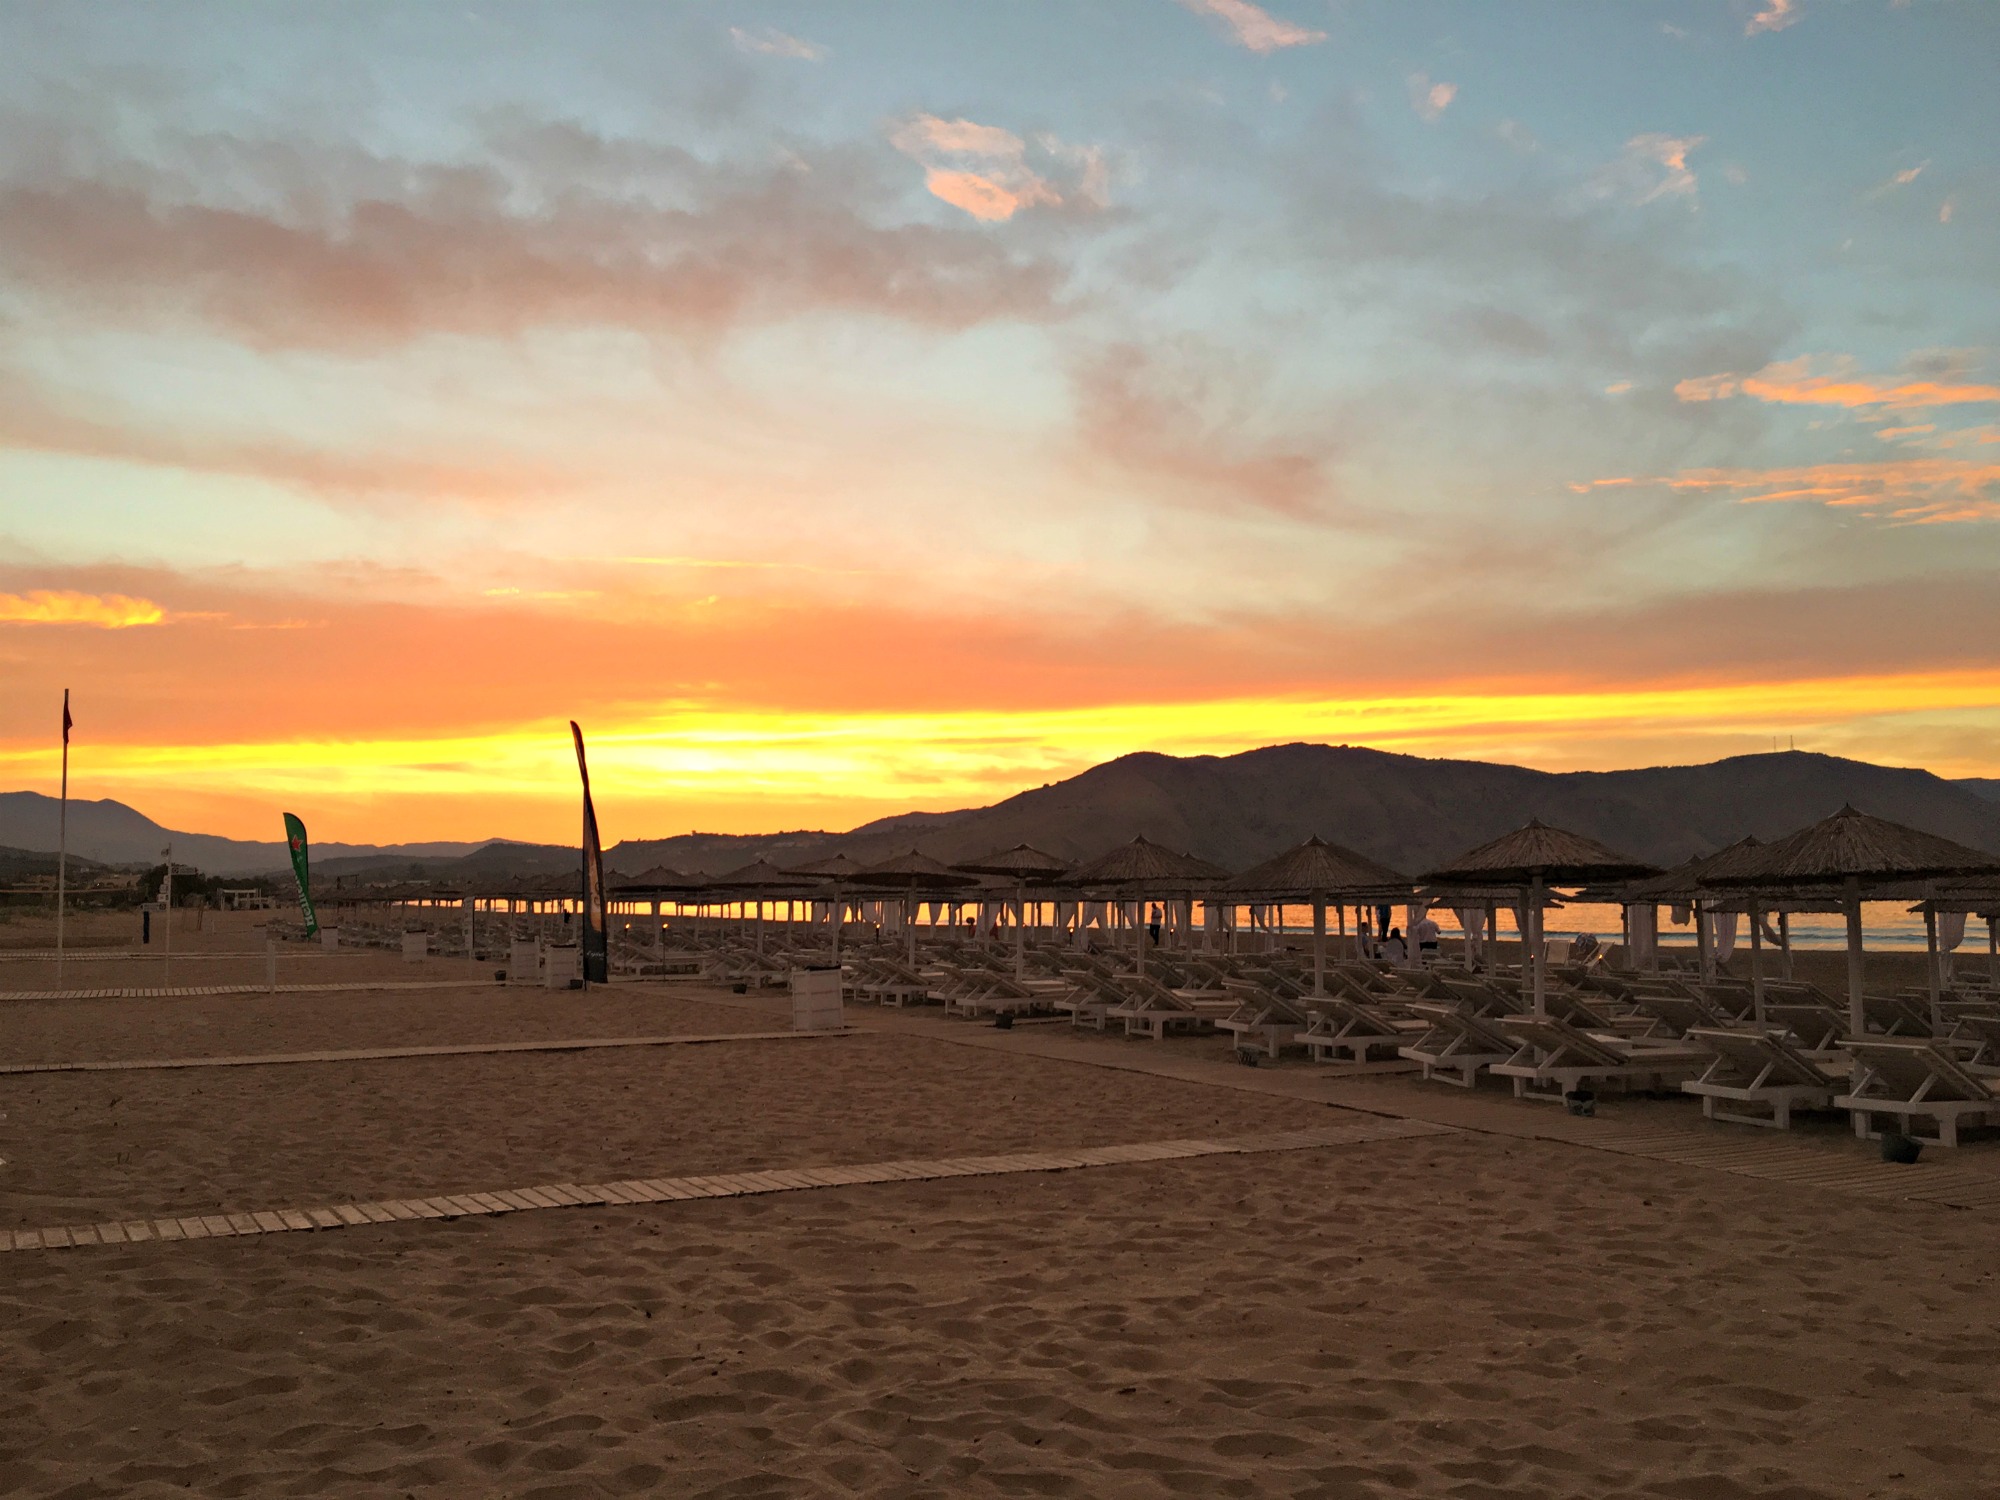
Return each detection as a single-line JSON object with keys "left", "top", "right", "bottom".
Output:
{"left": 890, "top": 114, "right": 1105, "bottom": 222}
{"left": 1746, "top": 0, "right": 1802, "bottom": 37}
{"left": 1177, "top": 0, "right": 1326, "bottom": 53}
{"left": 1674, "top": 355, "right": 2000, "bottom": 411}
{"left": 1593, "top": 134, "right": 1706, "bottom": 205}
{"left": 1577, "top": 458, "right": 2000, "bottom": 525}
{"left": 0, "top": 590, "right": 167, "bottom": 628}
{"left": 1940, "top": 196, "right": 1956, "bottom": 224}
{"left": 728, "top": 25, "right": 826, "bottom": 61}
{"left": 1408, "top": 74, "right": 1457, "bottom": 123}
{"left": 0, "top": 112, "right": 1072, "bottom": 350}
{"left": 1862, "top": 160, "right": 1928, "bottom": 202}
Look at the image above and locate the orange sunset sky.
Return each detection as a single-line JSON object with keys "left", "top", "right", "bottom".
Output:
{"left": 3, "top": 1, "right": 1997, "bottom": 846}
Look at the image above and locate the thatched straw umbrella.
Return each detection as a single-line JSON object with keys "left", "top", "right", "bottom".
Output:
{"left": 850, "top": 850, "right": 979, "bottom": 967}
{"left": 784, "top": 853, "right": 868, "bottom": 960}
{"left": 1224, "top": 836, "right": 1410, "bottom": 996}
{"left": 611, "top": 865, "right": 704, "bottom": 960}
{"left": 1423, "top": 820, "right": 1656, "bottom": 1016}
{"left": 1068, "top": 836, "right": 1224, "bottom": 978}
{"left": 1910, "top": 880, "right": 2000, "bottom": 994}
{"left": 952, "top": 844, "right": 1072, "bottom": 977}
{"left": 712, "top": 859, "right": 802, "bottom": 955}
{"left": 1701, "top": 805, "right": 2000, "bottom": 1035}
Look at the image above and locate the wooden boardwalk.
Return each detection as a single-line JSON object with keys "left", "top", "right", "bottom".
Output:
{"left": 0, "top": 979, "right": 495, "bottom": 1002}
{"left": 0, "top": 1117, "right": 1450, "bottom": 1254}
{"left": 0, "top": 1029, "right": 850, "bottom": 1075}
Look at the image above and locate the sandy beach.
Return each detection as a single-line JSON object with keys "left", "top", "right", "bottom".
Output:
{"left": 1, "top": 971, "right": 1996, "bottom": 1499}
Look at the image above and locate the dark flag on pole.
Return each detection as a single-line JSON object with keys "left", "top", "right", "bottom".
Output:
{"left": 63, "top": 692, "right": 73, "bottom": 745}
{"left": 570, "top": 720, "right": 609, "bottom": 985}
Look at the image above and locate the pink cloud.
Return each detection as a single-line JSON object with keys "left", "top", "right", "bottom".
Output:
{"left": 1408, "top": 74, "right": 1457, "bottom": 122}
{"left": 1177, "top": 0, "right": 1326, "bottom": 53}
{"left": 1747, "top": 0, "right": 1802, "bottom": 36}
{"left": 889, "top": 113, "right": 1099, "bottom": 223}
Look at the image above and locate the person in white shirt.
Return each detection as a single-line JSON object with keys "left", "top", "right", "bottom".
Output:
{"left": 1412, "top": 913, "right": 1441, "bottom": 964}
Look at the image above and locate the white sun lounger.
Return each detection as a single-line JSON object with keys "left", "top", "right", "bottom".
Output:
{"left": 1681, "top": 1027, "right": 1843, "bottom": 1130}
{"left": 1490, "top": 1014, "right": 1706, "bottom": 1103}
{"left": 1296, "top": 996, "right": 1421, "bottom": 1064}
{"left": 1398, "top": 1002, "right": 1518, "bottom": 1088}
{"left": 1837, "top": 1038, "right": 2000, "bottom": 1148}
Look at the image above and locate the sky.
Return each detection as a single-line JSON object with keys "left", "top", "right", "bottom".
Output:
{"left": 2, "top": 0, "right": 1997, "bottom": 846}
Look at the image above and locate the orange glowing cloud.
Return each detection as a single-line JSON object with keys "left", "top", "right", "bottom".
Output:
{"left": 1577, "top": 458, "right": 2000, "bottom": 524}
{"left": 0, "top": 590, "right": 167, "bottom": 628}
{"left": 1676, "top": 356, "right": 2000, "bottom": 411}
{"left": 888, "top": 113, "right": 1095, "bottom": 223}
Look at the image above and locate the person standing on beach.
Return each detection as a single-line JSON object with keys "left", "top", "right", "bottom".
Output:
{"left": 1412, "top": 912, "right": 1440, "bottom": 964}
{"left": 1148, "top": 904, "right": 1163, "bottom": 945}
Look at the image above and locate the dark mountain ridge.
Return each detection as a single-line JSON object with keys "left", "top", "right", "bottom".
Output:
{"left": 5, "top": 748, "right": 1996, "bottom": 882}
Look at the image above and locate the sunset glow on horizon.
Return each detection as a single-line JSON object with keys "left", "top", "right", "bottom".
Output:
{"left": 4, "top": 2, "right": 1997, "bottom": 847}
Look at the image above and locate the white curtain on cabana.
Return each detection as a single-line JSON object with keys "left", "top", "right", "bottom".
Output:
{"left": 1625, "top": 904, "right": 1657, "bottom": 966}
{"left": 1455, "top": 907, "right": 1484, "bottom": 962}
{"left": 1941, "top": 911, "right": 1967, "bottom": 950}
{"left": 1713, "top": 910, "right": 1740, "bottom": 962}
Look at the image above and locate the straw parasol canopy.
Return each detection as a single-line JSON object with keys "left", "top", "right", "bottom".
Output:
{"left": 1697, "top": 805, "right": 2000, "bottom": 888}
{"left": 709, "top": 859, "right": 802, "bottom": 891}
{"left": 1422, "top": 819, "right": 1656, "bottom": 886}
{"left": 611, "top": 864, "right": 704, "bottom": 893}
{"left": 849, "top": 850, "right": 981, "bottom": 890}
{"left": 1068, "top": 835, "right": 1224, "bottom": 887}
{"left": 952, "top": 844, "right": 1073, "bottom": 882}
{"left": 1224, "top": 835, "right": 1408, "bottom": 895}
{"left": 785, "top": 852, "right": 868, "bottom": 880}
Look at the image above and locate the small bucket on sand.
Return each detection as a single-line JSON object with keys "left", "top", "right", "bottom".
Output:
{"left": 1564, "top": 1089, "right": 1596, "bottom": 1117}
{"left": 993, "top": 1015, "right": 1014, "bottom": 1030}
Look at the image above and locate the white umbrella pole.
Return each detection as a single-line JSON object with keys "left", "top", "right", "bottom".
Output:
{"left": 1312, "top": 894, "right": 1325, "bottom": 996}
{"left": 1135, "top": 893, "right": 1145, "bottom": 978}
{"left": 1748, "top": 896, "right": 1765, "bottom": 1026}
{"left": 1530, "top": 875, "right": 1546, "bottom": 1017}
{"left": 1924, "top": 905, "right": 1942, "bottom": 1035}
{"left": 1695, "top": 900, "right": 1713, "bottom": 982}
{"left": 1015, "top": 883, "right": 1026, "bottom": 979}
{"left": 1843, "top": 876, "right": 1865, "bottom": 1037}
{"left": 908, "top": 895, "right": 917, "bottom": 969}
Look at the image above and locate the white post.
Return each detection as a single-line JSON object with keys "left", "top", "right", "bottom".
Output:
{"left": 1312, "top": 894, "right": 1326, "bottom": 997}
{"left": 56, "top": 689, "right": 69, "bottom": 988}
{"left": 1844, "top": 876, "right": 1866, "bottom": 1037}
{"left": 1529, "top": 875, "right": 1546, "bottom": 1017}
{"left": 1924, "top": 905, "right": 1942, "bottom": 1036}
{"left": 1748, "top": 897, "right": 1765, "bottom": 1025}
{"left": 161, "top": 845, "right": 173, "bottom": 984}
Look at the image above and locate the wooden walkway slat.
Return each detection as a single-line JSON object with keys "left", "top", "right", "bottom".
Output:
{"left": 1, "top": 1117, "right": 1455, "bottom": 1255}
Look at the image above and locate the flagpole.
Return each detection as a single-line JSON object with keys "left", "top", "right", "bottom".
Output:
{"left": 57, "top": 689, "right": 69, "bottom": 989}
{"left": 162, "top": 844, "right": 173, "bottom": 984}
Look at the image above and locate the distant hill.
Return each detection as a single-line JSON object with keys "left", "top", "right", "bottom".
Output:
{"left": 7, "top": 747, "right": 1998, "bottom": 883}
{"left": 606, "top": 746, "right": 2000, "bottom": 876}
{"left": 0, "top": 843, "right": 119, "bottom": 884}
{"left": 0, "top": 792, "right": 500, "bottom": 876}
{"left": 1961, "top": 778, "right": 2000, "bottom": 804}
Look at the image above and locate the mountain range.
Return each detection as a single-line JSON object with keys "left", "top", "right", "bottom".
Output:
{"left": 5, "top": 746, "right": 1996, "bottom": 881}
